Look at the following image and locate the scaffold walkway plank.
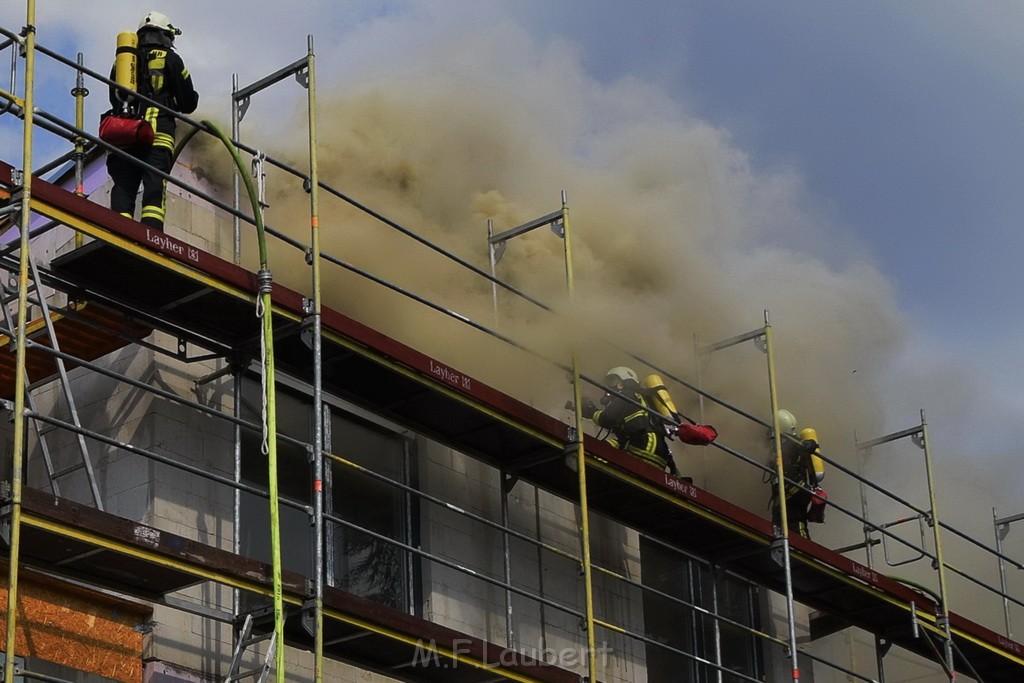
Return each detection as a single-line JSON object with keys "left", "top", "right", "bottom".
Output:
{"left": 0, "top": 487, "right": 577, "bottom": 683}
{"left": 307, "top": 587, "right": 581, "bottom": 683}
{"left": 4, "top": 487, "right": 305, "bottom": 599}
{"left": 3, "top": 160, "right": 1023, "bottom": 681}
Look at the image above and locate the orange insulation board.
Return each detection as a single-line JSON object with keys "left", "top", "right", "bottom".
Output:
{"left": 0, "top": 563, "right": 151, "bottom": 683}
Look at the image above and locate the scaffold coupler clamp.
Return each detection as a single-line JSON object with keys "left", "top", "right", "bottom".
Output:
{"left": 301, "top": 596, "right": 317, "bottom": 637}
{"left": 563, "top": 434, "right": 583, "bottom": 472}
{"left": 753, "top": 333, "right": 767, "bottom": 354}
{"left": 0, "top": 481, "right": 11, "bottom": 541}
{"left": 19, "top": 24, "right": 35, "bottom": 52}
{"left": 769, "top": 534, "right": 786, "bottom": 567}
{"left": 300, "top": 301, "right": 315, "bottom": 350}
{"left": 257, "top": 268, "right": 273, "bottom": 295}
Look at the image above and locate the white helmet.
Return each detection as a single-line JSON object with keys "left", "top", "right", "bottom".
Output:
{"left": 139, "top": 10, "right": 182, "bottom": 36}
{"left": 775, "top": 409, "right": 797, "bottom": 436}
{"left": 605, "top": 366, "right": 640, "bottom": 389}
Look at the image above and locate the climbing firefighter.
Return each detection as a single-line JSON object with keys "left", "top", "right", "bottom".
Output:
{"left": 107, "top": 10, "right": 199, "bottom": 231}
{"left": 579, "top": 366, "right": 679, "bottom": 475}
{"left": 767, "top": 409, "right": 826, "bottom": 539}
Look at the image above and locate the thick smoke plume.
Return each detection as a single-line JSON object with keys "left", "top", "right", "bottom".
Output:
{"left": 204, "top": 64, "right": 906, "bottom": 525}
{"left": 34, "top": 0, "right": 1018, "bottom": 633}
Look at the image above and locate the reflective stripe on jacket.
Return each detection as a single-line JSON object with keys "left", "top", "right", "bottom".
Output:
{"left": 109, "top": 40, "right": 199, "bottom": 151}
{"left": 593, "top": 392, "right": 668, "bottom": 468}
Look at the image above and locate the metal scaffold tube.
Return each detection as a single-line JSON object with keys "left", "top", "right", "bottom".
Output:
{"left": 559, "top": 191, "right": 599, "bottom": 682}
{"left": 5, "top": 3, "right": 35, "bottom": 683}
{"left": 763, "top": 313, "right": 801, "bottom": 683}
{"left": 72, "top": 52, "right": 86, "bottom": 198}
{"left": 920, "top": 411, "right": 956, "bottom": 680}
{"left": 856, "top": 414, "right": 961, "bottom": 679}
{"left": 304, "top": 35, "right": 326, "bottom": 683}
{"left": 993, "top": 507, "right": 1024, "bottom": 638}
{"left": 231, "top": 72, "right": 241, "bottom": 265}
{"left": 221, "top": 49, "right": 316, "bottom": 682}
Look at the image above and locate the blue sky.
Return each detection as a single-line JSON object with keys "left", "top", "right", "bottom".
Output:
{"left": 518, "top": 3, "right": 1024, "bottom": 347}
{"left": 2, "top": 2, "right": 1023, "bottom": 549}
{"left": 511, "top": 3, "right": 1024, "bottom": 464}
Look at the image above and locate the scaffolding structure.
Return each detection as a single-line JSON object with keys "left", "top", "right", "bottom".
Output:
{"left": 2, "top": 5, "right": 1024, "bottom": 683}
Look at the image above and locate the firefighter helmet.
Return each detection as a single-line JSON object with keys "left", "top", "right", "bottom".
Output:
{"left": 605, "top": 366, "right": 640, "bottom": 389}
{"left": 775, "top": 409, "right": 797, "bottom": 436}
{"left": 139, "top": 10, "right": 182, "bottom": 36}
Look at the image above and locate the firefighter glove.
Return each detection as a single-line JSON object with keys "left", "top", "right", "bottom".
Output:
{"left": 580, "top": 397, "right": 597, "bottom": 419}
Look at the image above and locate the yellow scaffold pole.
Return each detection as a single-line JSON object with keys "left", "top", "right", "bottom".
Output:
{"left": 920, "top": 411, "right": 956, "bottom": 680}
{"left": 764, "top": 312, "right": 801, "bottom": 682}
{"left": 73, "top": 51, "right": 86, "bottom": 247}
{"left": 5, "top": 2, "right": 36, "bottom": 681}
{"left": 304, "top": 35, "right": 326, "bottom": 683}
{"left": 560, "top": 190, "right": 599, "bottom": 681}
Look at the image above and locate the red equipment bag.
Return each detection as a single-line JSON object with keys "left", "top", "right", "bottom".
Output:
{"left": 675, "top": 423, "right": 718, "bottom": 446}
{"left": 808, "top": 486, "right": 828, "bottom": 523}
{"left": 99, "top": 110, "right": 155, "bottom": 148}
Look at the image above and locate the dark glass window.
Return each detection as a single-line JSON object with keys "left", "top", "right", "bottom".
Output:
{"left": 640, "top": 536, "right": 761, "bottom": 682}
{"left": 328, "top": 413, "right": 409, "bottom": 611}
{"left": 238, "top": 379, "right": 413, "bottom": 612}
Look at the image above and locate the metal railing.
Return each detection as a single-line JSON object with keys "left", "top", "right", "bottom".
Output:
{"left": 2, "top": 10, "right": 1023, "bottom": 683}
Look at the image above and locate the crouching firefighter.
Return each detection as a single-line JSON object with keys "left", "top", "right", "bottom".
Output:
{"left": 767, "top": 409, "right": 826, "bottom": 539}
{"left": 579, "top": 367, "right": 679, "bottom": 476}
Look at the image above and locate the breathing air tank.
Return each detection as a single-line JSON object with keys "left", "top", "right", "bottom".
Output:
{"left": 799, "top": 427, "right": 825, "bottom": 483}
{"left": 114, "top": 31, "right": 138, "bottom": 102}
{"left": 643, "top": 374, "right": 679, "bottom": 422}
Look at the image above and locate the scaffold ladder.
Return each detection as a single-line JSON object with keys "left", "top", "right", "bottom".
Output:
{"left": 225, "top": 613, "right": 277, "bottom": 683}
{"left": 0, "top": 249, "right": 103, "bottom": 510}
